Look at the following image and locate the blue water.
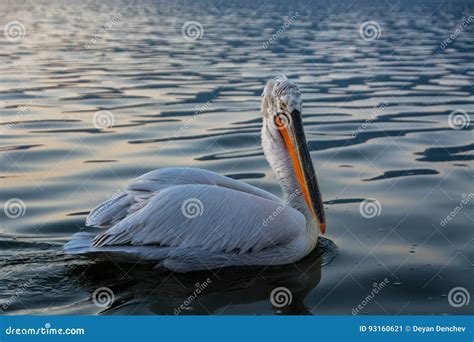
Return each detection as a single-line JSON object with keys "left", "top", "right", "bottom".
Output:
{"left": 0, "top": 0, "right": 473, "bottom": 315}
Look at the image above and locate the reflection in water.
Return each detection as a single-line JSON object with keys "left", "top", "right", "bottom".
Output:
{"left": 69, "top": 239, "right": 336, "bottom": 315}
{"left": 1, "top": 0, "right": 473, "bottom": 315}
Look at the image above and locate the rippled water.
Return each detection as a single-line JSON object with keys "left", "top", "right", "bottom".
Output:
{"left": 1, "top": 0, "right": 473, "bottom": 315}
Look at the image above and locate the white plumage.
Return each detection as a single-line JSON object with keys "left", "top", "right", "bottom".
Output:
{"left": 64, "top": 76, "right": 326, "bottom": 272}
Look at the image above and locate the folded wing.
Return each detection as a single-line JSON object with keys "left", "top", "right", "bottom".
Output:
{"left": 92, "top": 184, "right": 306, "bottom": 255}
{"left": 86, "top": 168, "right": 282, "bottom": 228}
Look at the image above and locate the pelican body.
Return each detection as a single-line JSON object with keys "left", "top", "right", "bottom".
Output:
{"left": 64, "top": 77, "right": 326, "bottom": 273}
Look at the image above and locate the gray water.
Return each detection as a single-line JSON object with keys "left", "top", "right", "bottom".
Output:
{"left": 0, "top": 0, "right": 473, "bottom": 315}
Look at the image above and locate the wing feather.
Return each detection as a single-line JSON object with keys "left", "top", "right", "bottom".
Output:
{"left": 86, "top": 168, "right": 281, "bottom": 228}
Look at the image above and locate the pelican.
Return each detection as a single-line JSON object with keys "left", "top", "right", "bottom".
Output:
{"left": 64, "top": 76, "right": 326, "bottom": 273}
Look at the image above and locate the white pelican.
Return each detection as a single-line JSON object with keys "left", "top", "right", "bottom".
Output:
{"left": 64, "top": 76, "right": 326, "bottom": 273}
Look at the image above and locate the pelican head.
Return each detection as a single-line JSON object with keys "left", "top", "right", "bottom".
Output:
{"left": 261, "top": 76, "right": 326, "bottom": 234}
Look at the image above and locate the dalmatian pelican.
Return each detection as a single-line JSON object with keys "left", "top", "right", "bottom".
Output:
{"left": 64, "top": 76, "right": 326, "bottom": 273}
